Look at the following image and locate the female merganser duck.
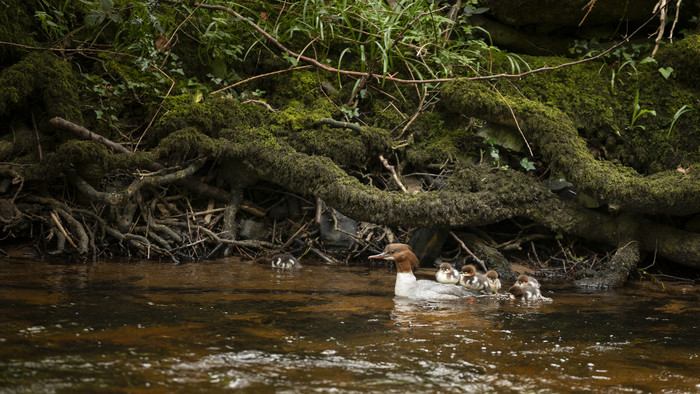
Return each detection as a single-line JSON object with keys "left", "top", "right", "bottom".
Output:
{"left": 369, "top": 243, "right": 477, "bottom": 300}
{"left": 507, "top": 284, "right": 551, "bottom": 301}
{"left": 515, "top": 274, "right": 540, "bottom": 289}
{"left": 435, "top": 262, "right": 460, "bottom": 284}
{"left": 485, "top": 270, "right": 501, "bottom": 294}
{"left": 459, "top": 264, "right": 491, "bottom": 294}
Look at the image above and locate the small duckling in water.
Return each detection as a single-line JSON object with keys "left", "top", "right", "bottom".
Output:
{"left": 507, "top": 284, "right": 551, "bottom": 301}
{"left": 435, "top": 262, "right": 460, "bottom": 284}
{"left": 514, "top": 274, "right": 540, "bottom": 289}
{"left": 485, "top": 270, "right": 501, "bottom": 294}
{"left": 255, "top": 252, "right": 301, "bottom": 270}
{"left": 270, "top": 252, "right": 300, "bottom": 270}
{"left": 459, "top": 264, "right": 491, "bottom": 294}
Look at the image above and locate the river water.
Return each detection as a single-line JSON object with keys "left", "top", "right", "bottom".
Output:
{"left": 0, "top": 256, "right": 698, "bottom": 393}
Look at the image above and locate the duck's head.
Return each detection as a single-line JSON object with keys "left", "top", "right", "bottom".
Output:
{"left": 515, "top": 274, "right": 530, "bottom": 286}
{"left": 438, "top": 262, "right": 454, "bottom": 272}
{"left": 507, "top": 285, "right": 523, "bottom": 299}
{"left": 369, "top": 243, "right": 419, "bottom": 273}
{"left": 486, "top": 270, "right": 499, "bottom": 281}
{"left": 461, "top": 264, "right": 477, "bottom": 277}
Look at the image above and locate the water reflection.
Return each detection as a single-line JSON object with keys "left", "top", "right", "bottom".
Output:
{"left": 0, "top": 257, "right": 699, "bottom": 392}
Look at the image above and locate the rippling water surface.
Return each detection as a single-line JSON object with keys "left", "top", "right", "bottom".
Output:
{"left": 0, "top": 256, "right": 699, "bottom": 392}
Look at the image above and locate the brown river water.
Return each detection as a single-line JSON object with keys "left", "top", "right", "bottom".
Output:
{"left": 0, "top": 256, "right": 699, "bottom": 393}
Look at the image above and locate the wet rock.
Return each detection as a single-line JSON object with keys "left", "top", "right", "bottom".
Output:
{"left": 239, "top": 219, "right": 268, "bottom": 240}
{"left": 319, "top": 208, "right": 357, "bottom": 251}
{"left": 408, "top": 227, "right": 449, "bottom": 267}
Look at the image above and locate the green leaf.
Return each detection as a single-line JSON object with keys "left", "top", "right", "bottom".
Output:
{"left": 658, "top": 67, "right": 673, "bottom": 79}
{"left": 99, "top": 0, "right": 113, "bottom": 12}
{"left": 520, "top": 157, "right": 536, "bottom": 171}
{"left": 85, "top": 11, "right": 105, "bottom": 26}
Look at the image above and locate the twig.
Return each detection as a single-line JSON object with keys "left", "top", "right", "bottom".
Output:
{"left": 242, "top": 99, "right": 276, "bottom": 112}
{"left": 578, "top": 0, "right": 597, "bottom": 26}
{"left": 669, "top": 0, "right": 683, "bottom": 44}
{"left": 281, "top": 219, "right": 311, "bottom": 250}
{"left": 293, "top": 238, "right": 339, "bottom": 264}
{"left": 317, "top": 118, "right": 363, "bottom": 132}
{"left": 30, "top": 111, "right": 42, "bottom": 161}
{"left": 450, "top": 231, "right": 487, "bottom": 272}
{"left": 49, "top": 117, "right": 130, "bottom": 153}
{"left": 379, "top": 154, "right": 407, "bottom": 193}
{"left": 50, "top": 210, "right": 77, "bottom": 250}
{"left": 210, "top": 65, "right": 312, "bottom": 95}
{"left": 163, "top": 0, "right": 203, "bottom": 54}
{"left": 134, "top": 64, "right": 174, "bottom": 152}
{"left": 652, "top": 0, "right": 670, "bottom": 57}
{"left": 396, "top": 85, "right": 428, "bottom": 139}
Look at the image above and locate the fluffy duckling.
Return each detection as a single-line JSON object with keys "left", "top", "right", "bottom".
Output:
{"left": 485, "top": 270, "right": 501, "bottom": 294}
{"left": 507, "top": 284, "right": 551, "bottom": 301}
{"left": 435, "top": 262, "right": 460, "bottom": 285}
{"left": 459, "top": 264, "right": 491, "bottom": 294}
{"left": 270, "top": 252, "right": 301, "bottom": 270}
{"left": 515, "top": 274, "right": 540, "bottom": 289}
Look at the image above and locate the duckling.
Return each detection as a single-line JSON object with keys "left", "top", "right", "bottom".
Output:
{"left": 507, "top": 284, "right": 551, "bottom": 301}
{"left": 459, "top": 264, "right": 491, "bottom": 294}
{"left": 270, "top": 252, "right": 301, "bottom": 270}
{"left": 255, "top": 252, "right": 301, "bottom": 270}
{"left": 485, "top": 270, "right": 501, "bottom": 294}
{"left": 435, "top": 262, "right": 460, "bottom": 285}
{"left": 515, "top": 274, "right": 540, "bottom": 289}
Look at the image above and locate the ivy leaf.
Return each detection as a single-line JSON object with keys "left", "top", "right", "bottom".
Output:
{"left": 658, "top": 67, "right": 673, "bottom": 79}
{"left": 520, "top": 157, "right": 536, "bottom": 171}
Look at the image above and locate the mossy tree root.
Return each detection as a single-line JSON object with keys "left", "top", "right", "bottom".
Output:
{"left": 440, "top": 79, "right": 700, "bottom": 216}
{"left": 149, "top": 126, "right": 700, "bottom": 271}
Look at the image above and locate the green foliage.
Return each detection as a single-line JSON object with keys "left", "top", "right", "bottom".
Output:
{"left": 520, "top": 157, "right": 535, "bottom": 171}
{"left": 273, "top": 0, "right": 497, "bottom": 82}
{"left": 628, "top": 89, "right": 656, "bottom": 131}
{"left": 667, "top": 104, "right": 695, "bottom": 138}
{"left": 658, "top": 66, "right": 673, "bottom": 79}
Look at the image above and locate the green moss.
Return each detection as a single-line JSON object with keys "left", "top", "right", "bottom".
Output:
{"left": 656, "top": 35, "right": 700, "bottom": 89}
{"left": 0, "top": 1, "right": 37, "bottom": 59}
{"left": 442, "top": 78, "right": 700, "bottom": 214}
{"left": 20, "top": 139, "right": 153, "bottom": 182}
{"left": 265, "top": 70, "right": 322, "bottom": 107}
{"left": 274, "top": 99, "right": 334, "bottom": 131}
{"left": 404, "top": 112, "right": 474, "bottom": 166}
{"left": 0, "top": 52, "right": 81, "bottom": 123}
{"left": 153, "top": 98, "right": 271, "bottom": 144}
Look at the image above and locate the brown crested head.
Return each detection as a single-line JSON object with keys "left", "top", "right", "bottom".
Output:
{"left": 507, "top": 285, "right": 523, "bottom": 298}
{"left": 368, "top": 243, "right": 418, "bottom": 273}
{"left": 439, "top": 262, "right": 454, "bottom": 271}
{"left": 461, "top": 264, "right": 476, "bottom": 276}
{"left": 516, "top": 274, "right": 530, "bottom": 285}
{"left": 486, "top": 270, "right": 498, "bottom": 280}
